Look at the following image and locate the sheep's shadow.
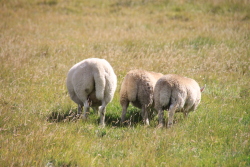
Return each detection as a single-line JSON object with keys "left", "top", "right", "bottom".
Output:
{"left": 105, "top": 108, "right": 144, "bottom": 127}
{"left": 46, "top": 105, "right": 186, "bottom": 128}
{"left": 46, "top": 108, "right": 79, "bottom": 123}
{"left": 46, "top": 107, "right": 152, "bottom": 127}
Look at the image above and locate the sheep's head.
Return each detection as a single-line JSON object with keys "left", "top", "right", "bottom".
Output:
{"left": 200, "top": 84, "right": 206, "bottom": 92}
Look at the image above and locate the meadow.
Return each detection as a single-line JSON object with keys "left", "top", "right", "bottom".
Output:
{"left": 0, "top": 0, "right": 249, "bottom": 166}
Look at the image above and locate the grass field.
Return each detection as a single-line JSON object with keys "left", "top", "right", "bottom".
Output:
{"left": 0, "top": 0, "right": 249, "bottom": 166}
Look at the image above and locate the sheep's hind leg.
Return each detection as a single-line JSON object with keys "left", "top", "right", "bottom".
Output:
{"left": 75, "top": 104, "right": 83, "bottom": 119}
{"left": 83, "top": 100, "right": 90, "bottom": 120}
{"left": 183, "top": 104, "right": 195, "bottom": 119}
{"left": 141, "top": 105, "right": 149, "bottom": 126}
{"left": 157, "top": 108, "right": 164, "bottom": 128}
{"left": 183, "top": 111, "right": 189, "bottom": 119}
{"left": 92, "top": 106, "right": 99, "bottom": 115}
{"left": 99, "top": 101, "right": 106, "bottom": 127}
{"left": 167, "top": 104, "right": 177, "bottom": 128}
{"left": 121, "top": 100, "right": 129, "bottom": 125}
{"left": 77, "top": 104, "right": 83, "bottom": 115}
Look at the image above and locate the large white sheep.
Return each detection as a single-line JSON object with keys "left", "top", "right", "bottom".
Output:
{"left": 66, "top": 58, "right": 117, "bottom": 127}
{"left": 154, "top": 74, "right": 205, "bottom": 128}
{"left": 120, "top": 69, "right": 163, "bottom": 125}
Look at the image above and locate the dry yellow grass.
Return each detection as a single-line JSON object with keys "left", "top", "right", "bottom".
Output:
{"left": 0, "top": 0, "right": 249, "bottom": 166}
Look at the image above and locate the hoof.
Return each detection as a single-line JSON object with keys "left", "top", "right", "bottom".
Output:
{"left": 99, "top": 123, "right": 106, "bottom": 128}
{"left": 144, "top": 119, "right": 150, "bottom": 126}
{"left": 80, "top": 115, "right": 87, "bottom": 120}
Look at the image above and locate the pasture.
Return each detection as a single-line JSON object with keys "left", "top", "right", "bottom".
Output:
{"left": 0, "top": 0, "right": 249, "bottom": 166}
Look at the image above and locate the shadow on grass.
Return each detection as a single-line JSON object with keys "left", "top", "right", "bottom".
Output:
{"left": 46, "top": 108, "right": 79, "bottom": 123}
{"left": 46, "top": 105, "right": 187, "bottom": 128}
{"left": 105, "top": 108, "right": 144, "bottom": 127}
{"left": 46, "top": 107, "right": 149, "bottom": 127}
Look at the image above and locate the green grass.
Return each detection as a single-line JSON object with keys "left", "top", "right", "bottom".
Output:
{"left": 1, "top": 0, "right": 249, "bottom": 166}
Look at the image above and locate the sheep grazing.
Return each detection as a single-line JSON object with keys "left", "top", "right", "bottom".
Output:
{"left": 154, "top": 74, "right": 205, "bottom": 128}
{"left": 66, "top": 58, "right": 117, "bottom": 127}
{"left": 120, "top": 69, "right": 163, "bottom": 125}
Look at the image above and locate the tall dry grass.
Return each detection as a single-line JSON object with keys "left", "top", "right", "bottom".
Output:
{"left": 0, "top": 0, "right": 249, "bottom": 166}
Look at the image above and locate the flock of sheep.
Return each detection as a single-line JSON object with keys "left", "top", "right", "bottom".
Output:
{"left": 66, "top": 58, "right": 205, "bottom": 128}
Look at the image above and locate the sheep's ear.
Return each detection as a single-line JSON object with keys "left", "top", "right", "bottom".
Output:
{"left": 200, "top": 84, "right": 206, "bottom": 92}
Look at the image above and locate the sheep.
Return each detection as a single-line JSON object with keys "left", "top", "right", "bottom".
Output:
{"left": 66, "top": 58, "right": 117, "bottom": 127}
{"left": 154, "top": 74, "right": 205, "bottom": 128}
{"left": 120, "top": 69, "right": 163, "bottom": 125}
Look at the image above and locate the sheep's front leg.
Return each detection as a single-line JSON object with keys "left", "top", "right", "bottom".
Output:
{"left": 158, "top": 108, "right": 164, "bottom": 128}
{"left": 141, "top": 105, "right": 149, "bottom": 126}
{"left": 99, "top": 101, "right": 106, "bottom": 127}
{"left": 83, "top": 100, "right": 90, "bottom": 119}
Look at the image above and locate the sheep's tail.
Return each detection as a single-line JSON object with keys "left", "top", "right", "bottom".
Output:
{"left": 159, "top": 83, "right": 172, "bottom": 110}
{"left": 200, "top": 84, "right": 206, "bottom": 92}
{"left": 140, "top": 74, "right": 154, "bottom": 106}
{"left": 94, "top": 71, "right": 106, "bottom": 100}
{"left": 126, "top": 75, "right": 138, "bottom": 102}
